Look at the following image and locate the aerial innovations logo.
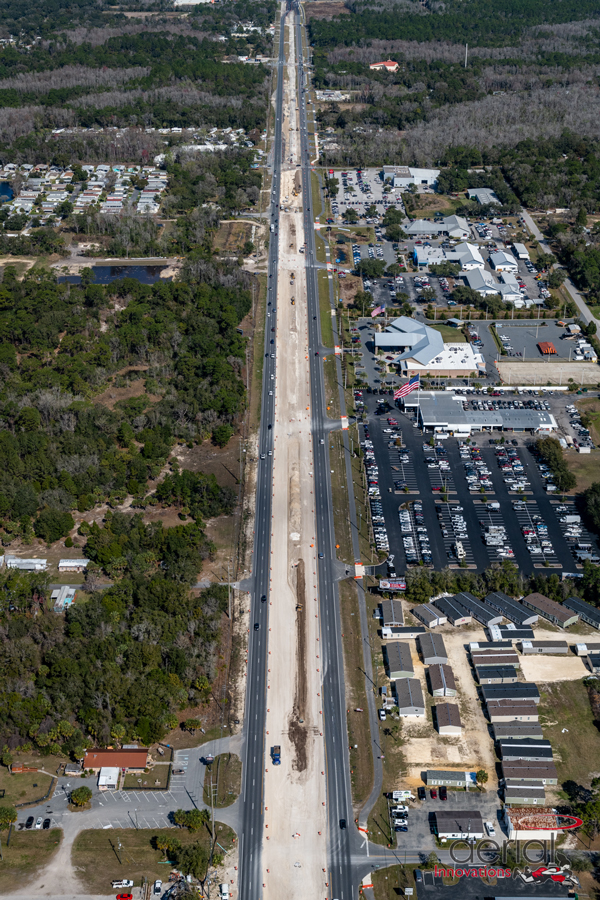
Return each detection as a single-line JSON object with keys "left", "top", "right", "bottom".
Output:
{"left": 434, "top": 812, "right": 583, "bottom": 886}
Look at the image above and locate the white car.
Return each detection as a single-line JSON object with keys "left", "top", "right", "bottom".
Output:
{"left": 154, "top": 880, "right": 163, "bottom": 896}
{"left": 379, "top": 708, "right": 386, "bottom": 721}
{"left": 112, "top": 881, "right": 134, "bottom": 890}
{"left": 485, "top": 821, "right": 496, "bottom": 836}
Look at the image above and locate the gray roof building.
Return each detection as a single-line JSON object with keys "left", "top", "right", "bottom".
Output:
{"left": 486, "top": 700, "right": 539, "bottom": 723}
{"left": 485, "top": 591, "right": 539, "bottom": 625}
{"left": 393, "top": 677, "right": 425, "bottom": 716}
{"left": 488, "top": 625, "right": 535, "bottom": 643}
{"left": 454, "top": 591, "right": 503, "bottom": 626}
{"left": 418, "top": 632, "right": 448, "bottom": 665}
{"left": 412, "top": 603, "right": 447, "bottom": 627}
{"left": 434, "top": 810, "right": 484, "bottom": 839}
{"left": 385, "top": 642, "right": 414, "bottom": 679}
{"left": 520, "top": 640, "right": 568, "bottom": 655}
{"left": 498, "top": 739, "right": 554, "bottom": 762}
{"left": 468, "top": 188, "right": 500, "bottom": 205}
{"left": 432, "top": 596, "right": 472, "bottom": 627}
{"left": 380, "top": 598, "right": 404, "bottom": 627}
{"left": 475, "top": 665, "right": 518, "bottom": 684}
{"left": 503, "top": 780, "right": 547, "bottom": 805}
{"left": 564, "top": 596, "right": 600, "bottom": 630}
{"left": 501, "top": 760, "right": 558, "bottom": 785}
{"left": 481, "top": 683, "right": 540, "bottom": 704}
{"left": 521, "top": 592, "right": 579, "bottom": 628}
{"left": 381, "top": 625, "right": 427, "bottom": 639}
{"left": 428, "top": 663, "right": 457, "bottom": 697}
{"left": 425, "top": 770, "right": 476, "bottom": 787}
{"left": 436, "top": 703, "right": 462, "bottom": 735}
{"left": 492, "top": 723, "right": 544, "bottom": 740}
{"left": 402, "top": 393, "right": 557, "bottom": 436}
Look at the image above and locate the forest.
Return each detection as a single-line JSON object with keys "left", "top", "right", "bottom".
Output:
{"left": 0, "top": 263, "right": 247, "bottom": 546}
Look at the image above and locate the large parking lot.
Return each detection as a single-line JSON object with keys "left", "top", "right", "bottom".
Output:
{"left": 357, "top": 390, "right": 600, "bottom": 575}
{"left": 495, "top": 321, "right": 582, "bottom": 360}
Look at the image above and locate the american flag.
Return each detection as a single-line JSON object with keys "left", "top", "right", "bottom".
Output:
{"left": 394, "top": 374, "right": 420, "bottom": 400}
{"left": 370, "top": 305, "right": 384, "bottom": 317}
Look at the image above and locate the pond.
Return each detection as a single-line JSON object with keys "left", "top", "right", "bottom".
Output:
{"left": 58, "top": 264, "right": 171, "bottom": 285}
{"left": 0, "top": 182, "right": 13, "bottom": 202}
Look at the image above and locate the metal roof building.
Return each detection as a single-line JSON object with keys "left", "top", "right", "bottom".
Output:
{"left": 520, "top": 640, "right": 568, "bottom": 655}
{"left": 492, "top": 723, "right": 544, "bottom": 740}
{"left": 564, "top": 596, "right": 600, "bottom": 630}
{"left": 498, "top": 739, "right": 553, "bottom": 761}
{"left": 435, "top": 703, "right": 462, "bottom": 735}
{"left": 384, "top": 642, "right": 414, "bottom": 680}
{"left": 454, "top": 591, "right": 503, "bottom": 626}
{"left": 471, "top": 648, "right": 520, "bottom": 669}
{"left": 488, "top": 624, "right": 535, "bottom": 643}
{"left": 476, "top": 665, "right": 518, "bottom": 684}
{"left": 393, "top": 678, "right": 425, "bottom": 716}
{"left": 481, "top": 683, "right": 540, "bottom": 704}
{"left": 418, "top": 632, "right": 448, "bottom": 664}
{"left": 402, "top": 393, "right": 556, "bottom": 436}
{"left": 380, "top": 598, "right": 404, "bottom": 627}
{"left": 486, "top": 700, "right": 539, "bottom": 723}
{"left": 434, "top": 810, "right": 484, "bottom": 840}
{"left": 425, "top": 770, "right": 477, "bottom": 787}
{"left": 381, "top": 625, "right": 426, "bottom": 639}
{"left": 411, "top": 603, "right": 447, "bottom": 628}
{"left": 503, "top": 780, "right": 546, "bottom": 805}
{"left": 501, "top": 760, "right": 558, "bottom": 785}
{"left": 428, "top": 663, "right": 457, "bottom": 697}
{"left": 485, "top": 591, "right": 539, "bottom": 625}
{"left": 432, "top": 595, "right": 471, "bottom": 627}
{"left": 521, "top": 592, "right": 579, "bottom": 628}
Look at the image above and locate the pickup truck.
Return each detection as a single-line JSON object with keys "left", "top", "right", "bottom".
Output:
{"left": 271, "top": 745, "right": 281, "bottom": 765}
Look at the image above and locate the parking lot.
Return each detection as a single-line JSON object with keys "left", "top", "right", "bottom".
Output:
{"left": 495, "top": 321, "right": 583, "bottom": 360}
{"left": 358, "top": 391, "right": 600, "bottom": 574}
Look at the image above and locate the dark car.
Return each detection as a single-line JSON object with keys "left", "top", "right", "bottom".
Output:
{"left": 318, "top": 552, "right": 324, "bottom": 559}
{"left": 25, "top": 816, "right": 34, "bottom": 829}
{"left": 261, "top": 594, "right": 267, "bottom": 603}
{"left": 439, "top": 785, "right": 447, "bottom": 801}
{"left": 254, "top": 622, "right": 259, "bottom": 631}
{"left": 417, "top": 786, "right": 426, "bottom": 800}
{"left": 42, "top": 818, "right": 51, "bottom": 830}
{"left": 339, "top": 818, "right": 346, "bottom": 829}
{"left": 415, "top": 870, "right": 423, "bottom": 883}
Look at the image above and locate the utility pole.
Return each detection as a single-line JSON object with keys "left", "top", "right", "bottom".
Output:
{"left": 464, "top": 43, "right": 468, "bottom": 68}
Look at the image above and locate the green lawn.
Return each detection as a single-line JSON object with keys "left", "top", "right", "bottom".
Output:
{"left": 203, "top": 753, "right": 241, "bottom": 808}
{"left": 538, "top": 679, "right": 600, "bottom": 790}
{"left": 318, "top": 270, "right": 334, "bottom": 348}
{"left": 0, "top": 769, "right": 54, "bottom": 806}
{"left": 0, "top": 828, "right": 62, "bottom": 892}
{"left": 428, "top": 323, "right": 467, "bottom": 342}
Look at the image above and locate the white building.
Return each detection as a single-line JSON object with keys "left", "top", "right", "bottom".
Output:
{"left": 503, "top": 806, "right": 559, "bottom": 841}
{"left": 58, "top": 559, "right": 89, "bottom": 573}
{"left": 462, "top": 268, "right": 502, "bottom": 297}
{"left": 5, "top": 555, "right": 47, "bottom": 571}
{"left": 513, "top": 242, "right": 530, "bottom": 260}
{"left": 98, "top": 767, "right": 120, "bottom": 790}
{"left": 406, "top": 215, "right": 470, "bottom": 240}
{"left": 490, "top": 250, "right": 519, "bottom": 273}
{"left": 374, "top": 317, "right": 484, "bottom": 376}
{"left": 382, "top": 165, "right": 440, "bottom": 188}
{"left": 468, "top": 188, "right": 500, "bottom": 205}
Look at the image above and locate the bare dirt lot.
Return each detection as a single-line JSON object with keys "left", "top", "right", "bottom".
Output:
{"left": 305, "top": 0, "right": 350, "bottom": 18}
{"left": 339, "top": 273, "right": 363, "bottom": 306}
{"left": 519, "top": 655, "right": 588, "bottom": 682}
{"left": 496, "top": 360, "right": 600, "bottom": 385}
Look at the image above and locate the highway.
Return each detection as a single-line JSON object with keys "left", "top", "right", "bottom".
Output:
{"left": 294, "top": 8, "right": 357, "bottom": 900}
{"left": 237, "top": 8, "right": 286, "bottom": 898}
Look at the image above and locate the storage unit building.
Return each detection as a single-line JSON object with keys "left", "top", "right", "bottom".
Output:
{"left": 471, "top": 648, "right": 520, "bottom": 669}
{"left": 486, "top": 700, "right": 539, "bottom": 723}
{"left": 381, "top": 625, "right": 427, "bottom": 639}
{"left": 428, "top": 663, "right": 457, "bottom": 697}
{"left": 501, "top": 760, "right": 558, "bottom": 784}
{"left": 412, "top": 603, "right": 447, "bottom": 628}
{"left": 520, "top": 640, "right": 569, "bottom": 655}
{"left": 475, "top": 665, "right": 518, "bottom": 684}
{"left": 418, "top": 632, "right": 448, "bottom": 665}
{"left": 488, "top": 624, "right": 535, "bottom": 643}
{"left": 564, "top": 596, "right": 600, "bottom": 630}
{"left": 498, "top": 739, "right": 553, "bottom": 761}
{"left": 481, "top": 683, "right": 540, "bottom": 704}
{"left": 521, "top": 592, "right": 579, "bottom": 628}
{"left": 492, "top": 723, "right": 544, "bottom": 740}
{"left": 503, "top": 780, "right": 547, "bottom": 805}
{"left": 435, "top": 703, "right": 462, "bottom": 735}
{"left": 385, "top": 642, "right": 414, "bottom": 679}
{"left": 454, "top": 591, "right": 503, "bottom": 626}
{"left": 434, "top": 810, "right": 484, "bottom": 840}
{"left": 485, "top": 591, "right": 539, "bottom": 625}
{"left": 393, "top": 678, "right": 425, "bottom": 716}
{"left": 432, "top": 596, "right": 472, "bottom": 626}
{"left": 425, "top": 770, "right": 476, "bottom": 787}
{"left": 380, "top": 598, "right": 404, "bottom": 627}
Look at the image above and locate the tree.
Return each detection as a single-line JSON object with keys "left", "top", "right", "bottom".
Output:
{"left": 577, "top": 207, "right": 588, "bottom": 227}
{"left": 0, "top": 806, "right": 16, "bottom": 828}
{"left": 34, "top": 507, "right": 74, "bottom": 543}
{"left": 570, "top": 854, "right": 593, "bottom": 873}
{"left": 212, "top": 425, "right": 233, "bottom": 448}
{"left": 176, "top": 842, "right": 209, "bottom": 880}
{"left": 548, "top": 269, "right": 566, "bottom": 288}
{"left": 475, "top": 769, "right": 488, "bottom": 789}
{"left": 385, "top": 224, "right": 406, "bottom": 242}
{"left": 183, "top": 718, "right": 202, "bottom": 735}
{"left": 70, "top": 786, "right": 92, "bottom": 807}
{"left": 357, "top": 259, "right": 385, "bottom": 278}
{"left": 535, "top": 252, "right": 556, "bottom": 272}
{"left": 344, "top": 209, "right": 358, "bottom": 224}
{"left": 366, "top": 204, "right": 377, "bottom": 217}
{"left": 424, "top": 852, "right": 439, "bottom": 869}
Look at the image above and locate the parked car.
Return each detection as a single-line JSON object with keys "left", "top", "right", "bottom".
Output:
{"left": 430, "top": 788, "right": 438, "bottom": 799}
{"left": 42, "top": 818, "right": 51, "bottom": 829}
{"left": 417, "top": 786, "right": 426, "bottom": 800}
{"left": 439, "top": 785, "right": 447, "bottom": 801}
{"left": 35, "top": 817, "right": 43, "bottom": 829}
{"left": 485, "top": 821, "right": 496, "bottom": 837}
{"left": 25, "top": 816, "right": 34, "bottom": 829}
{"left": 112, "top": 882, "right": 134, "bottom": 890}
{"left": 153, "top": 881, "right": 163, "bottom": 896}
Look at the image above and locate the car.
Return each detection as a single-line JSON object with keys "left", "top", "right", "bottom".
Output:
{"left": 417, "top": 786, "right": 426, "bottom": 800}
{"left": 430, "top": 788, "right": 438, "bottom": 799}
{"left": 116, "top": 895, "right": 133, "bottom": 900}
{"left": 254, "top": 622, "right": 260, "bottom": 631}
{"left": 485, "top": 821, "right": 496, "bottom": 837}
{"left": 439, "top": 785, "right": 447, "bottom": 801}
{"left": 318, "top": 552, "right": 324, "bottom": 559}
{"left": 154, "top": 881, "right": 163, "bottom": 896}
{"left": 339, "top": 818, "right": 346, "bottom": 829}
{"left": 35, "top": 817, "right": 43, "bottom": 829}
{"left": 112, "top": 882, "right": 134, "bottom": 890}
{"left": 25, "top": 816, "right": 34, "bottom": 829}
{"left": 378, "top": 708, "right": 386, "bottom": 721}
{"left": 260, "top": 453, "right": 266, "bottom": 460}
{"left": 42, "top": 818, "right": 51, "bottom": 829}
{"left": 415, "top": 870, "right": 423, "bottom": 883}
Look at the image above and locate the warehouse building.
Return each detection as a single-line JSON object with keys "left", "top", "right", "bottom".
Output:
{"left": 382, "top": 165, "right": 439, "bottom": 187}
{"left": 418, "top": 632, "right": 448, "bottom": 665}
{"left": 501, "top": 760, "right": 558, "bottom": 785}
{"left": 393, "top": 678, "right": 425, "bottom": 717}
{"left": 485, "top": 591, "right": 539, "bottom": 625}
{"left": 411, "top": 603, "right": 447, "bottom": 628}
{"left": 428, "top": 663, "right": 457, "bottom": 697}
{"left": 503, "top": 781, "right": 546, "bottom": 806}
{"left": 498, "top": 739, "right": 553, "bottom": 762}
{"left": 564, "top": 596, "right": 600, "bottom": 629}
{"left": 492, "top": 723, "right": 544, "bottom": 740}
{"left": 432, "top": 595, "right": 472, "bottom": 627}
{"left": 513, "top": 242, "right": 530, "bottom": 260}
{"left": 486, "top": 700, "right": 539, "bottom": 723}
{"left": 380, "top": 598, "right": 404, "bottom": 627}
{"left": 435, "top": 703, "right": 462, "bottom": 735}
{"left": 521, "top": 592, "right": 579, "bottom": 628}
{"left": 481, "top": 683, "right": 540, "bottom": 704}
{"left": 405, "top": 214, "right": 470, "bottom": 239}
{"left": 476, "top": 665, "right": 518, "bottom": 684}
{"left": 489, "top": 624, "right": 535, "bottom": 643}
{"left": 520, "top": 640, "right": 568, "bottom": 655}
{"left": 468, "top": 188, "right": 500, "bottom": 205}
{"left": 490, "top": 250, "right": 519, "bottom": 273}
{"left": 504, "top": 807, "right": 559, "bottom": 839}
{"left": 434, "top": 810, "right": 484, "bottom": 840}
{"left": 425, "top": 770, "right": 477, "bottom": 787}
{"left": 454, "top": 591, "right": 503, "bottom": 626}
{"left": 384, "top": 642, "right": 414, "bottom": 679}
{"left": 402, "top": 392, "right": 556, "bottom": 437}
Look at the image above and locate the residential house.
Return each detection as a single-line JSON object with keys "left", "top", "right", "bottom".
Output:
{"left": 435, "top": 703, "right": 462, "bottom": 735}
{"left": 564, "top": 596, "right": 600, "bottom": 629}
{"left": 384, "top": 642, "right": 414, "bottom": 680}
{"left": 428, "top": 663, "right": 457, "bottom": 697}
{"left": 418, "top": 632, "right": 448, "bottom": 665}
{"left": 393, "top": 678, "right": 425, "bottom": 717}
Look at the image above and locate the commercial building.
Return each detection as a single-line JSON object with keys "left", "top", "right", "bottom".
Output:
{"left": 403, "top": 393, "right": 556, "bottom": 437}
{"left": 384, "top": 642, "right": 414, "bottom": 679}
{"left": 486, "top": 700, "right": 539, "bottom": 723}
{"left": 490, "top": 250, "right": 519, "bottom": 273}
{"left": 435, "top": 703, "right": 462, "bottom": 735}
{"left": 503, "top": 781, "right": 546, "bottom": 805}
{"left": 405, "top": 215, "right": 470, "bottom": 239}
{"left": 492, "top": 723, "right": 544, "bottom": 740}
{"left": 382, "top": 165, "right": 439, "bottom": 187}
{"left": 521, "top": 592, "right": 579, "bottom": 628}
{"left": 504, "top": 807, "right": 559, "bottom": 839}
{"left": 393, "top": 677, "right": 425, "bottom": 716}
{"left": 462, "top": 268, "right": 521, "bottom": 303}
{"left": 468, "top": 188, "right": 500, "bottom": 205}
{"left": 498, "top": 739, "right": 553, "bottom": 762}
{"left": 418, "top": 632, "right": 448, "bottom": 665}
{"left": 369, "top": 60, "right": 400, "bottom": 72}
{"left": 428, "top": 663, "right": 457, "bottom": 697}
{"left": 454, "top": 591, "right": 503, "bottom": 626}
{"left": 381, "top": 625, "right": 426, "bottom": 639}
{"left": 425, "top": 770, "right": 477, "bottom": 787}
{"left": 380, "top": 598, "right": 404, "bottom": 627}
{"left": 501, "top": 760, "right": 558, "bottom": 785}
{"left": 481, "top": 683, "right": 540, "bottom": 704}
{"left": 434, "top": 810, "right": 484, "bottom": 840}
{"left": 375, "top": 317, "right": 484, "bottom": 378}
{"left": 564, "top": 596, "right": 600, "bottom": 629}
{"left": 488, "top": 624, "right": 536, "bottom": 642}
{"left": 98, "top": 767, "right": 119, "bottom": 790}
{"left": 411, "top": 603, "right": 447, "bottom": 627}
{"left": 83, "top": 748, "right": 149, "bottom": 772}
{"left": 432, "top": 595, "right": 472, "bottom": 626}
{"left": 520, "top": 640, "right": 568, "bottom": 655}
{"left": 414, "top": 241, "right": 484, "bottom": 270}
{"left": 476, "top": 665, "right": 518, "bottom": 684}
{"left": 513, "top": 242, "right": 530, "bottom": 259}
{"left": 485, "top": 591, "right": 539, "bottom": 625}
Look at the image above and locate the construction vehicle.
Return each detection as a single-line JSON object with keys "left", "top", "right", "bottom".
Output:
{"left": 271, "top": 745, "right": 281, "bottom": 765}
{"left": 291, "top": 297, "right": 295, "bottom": 305}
